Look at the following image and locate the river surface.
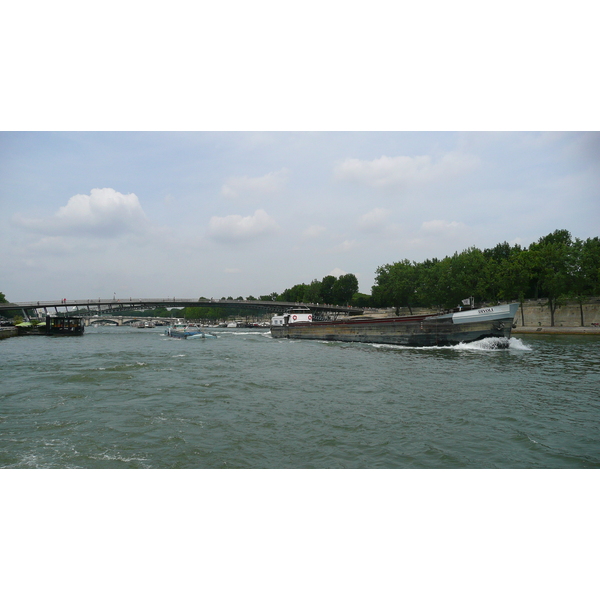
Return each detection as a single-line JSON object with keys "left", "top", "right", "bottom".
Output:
{"left": 1, "top": 327, "right": 599, "bottom": 468}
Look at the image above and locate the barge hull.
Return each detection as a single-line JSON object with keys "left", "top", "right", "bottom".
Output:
{"left": 270, "top": 304, "right": 519, "bottom": 347}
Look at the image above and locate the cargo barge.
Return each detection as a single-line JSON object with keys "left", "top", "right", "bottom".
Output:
{"left": 270, "top": 303, "right": 519, "bottom": 347}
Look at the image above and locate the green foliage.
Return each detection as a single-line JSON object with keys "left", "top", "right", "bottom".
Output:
{"left": 183, "top": 306, "right": 226, "bottom": 321}
{"left": 277, "top": 273, "right": 359, "bottom": 305}
{"left": 332, "top": 273, "right": 359, "bottom": 305}
{"left": 0, "top": 292, "right": 7, "bottom": 303}
{"left": 351, "top": 292, "right": 372, "bottom": 307}
{"left": 373, "top": 260, "right": 417, "bottom": 313}
{"left": 370, "top": 230, "right": 600, "bottom": 311}
{"left": 320, "top": 276, "right": 336, "bottom": 304}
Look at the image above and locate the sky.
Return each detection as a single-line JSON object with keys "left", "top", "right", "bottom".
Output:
{"left": 1, "top": 131, "right": 599, "bottom": 302}
{"left": 2, "top": 4, "right": 599, "bottom": 594}
{"left": 1, "top": 4, "right": 599, "bottom": 304}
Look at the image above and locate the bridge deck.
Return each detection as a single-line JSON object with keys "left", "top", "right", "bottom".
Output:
{"left": 0, "top": 298, "right": 364, "bottom": 316}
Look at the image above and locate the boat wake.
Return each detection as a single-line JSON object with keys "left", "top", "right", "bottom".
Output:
{"left": 454, "top": 337, "right": 532, "bottom": 351}
{"left": 368, "top": 336, "right": 532, "bottom": 352}
{"left": 227, "top": 330, "right": 270, "bottom": 336}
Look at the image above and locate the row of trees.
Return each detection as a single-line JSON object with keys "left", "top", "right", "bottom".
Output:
{"left": 274, "top": 273, "right": 359, "bottom": 306}
{"left": 370, "top": 230, "right": 600, "bottom": 326}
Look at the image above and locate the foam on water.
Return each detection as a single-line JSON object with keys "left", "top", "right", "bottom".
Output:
{"left": 367, "top": 336, "right": 532, "bottom": 352}
{"left": 228, "top": 330, "right": 270, "bottom": 336}
{"left": 507, "top": 337, "right": 533, "bottom": 351}
{"left": 454, "top": 337, "right": 532, "bottom": 352}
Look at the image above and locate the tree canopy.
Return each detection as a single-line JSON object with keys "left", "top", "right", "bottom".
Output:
{"left": 277, "top": 273, "right": 359, "bottom": 306}
{"left": 369, "top": 230, "right": 600, "bottom": 322}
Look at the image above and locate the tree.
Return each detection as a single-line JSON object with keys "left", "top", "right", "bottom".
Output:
{"left": 481, "top": 241, "right": 522, "bottom": 302}
{"left": 528, "top": 229, "right": 573, "bottom": 326}
{"left": 413, "top": 258, "right": 443, "bottom": 308}
{"left": 332, "top": 273, "right": 359, "bottom": 305}
{"left": 279, "top": 283, "right": 308, "bottom": 303}
{"left": 372, "top": 260, "right": 417, "bottom": 314}
{"left": 444, "top": 247, "right": 488, "bottom": 307}
{"left": 351, "top": 292, "right": 372, "bottom": 307}
{"left": 304, "top": 279, "right": 322, "bottom": 303}
{"left": 498, "top": 249, "right": 534, "bottom": 325}
{"left": 320, "top": 276, "right": 336, "bottom": 305}
{"left": 570, "top": 236, "right": 600, "bottom": 325}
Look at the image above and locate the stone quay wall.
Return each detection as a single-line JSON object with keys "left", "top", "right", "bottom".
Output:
{"left": 514, "top": 297, "right": 600, "bottom": 327}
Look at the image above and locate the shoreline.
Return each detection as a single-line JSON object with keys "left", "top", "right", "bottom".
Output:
{"left": 513, "top": 326, "right": 600, "bottom": 335}
{"left": 0, "top": 327, "right": 18, "bottom": 340}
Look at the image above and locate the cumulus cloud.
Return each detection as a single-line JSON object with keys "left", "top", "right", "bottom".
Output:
{"left": 208, "top": 209, "right": 279, "bottom": 242}
{"left": 13, "top": 188, "right": 149, "bottom": 237}
{"left": 221, "top": 168, "right": 289, "bottom": 199}
{"left": 328, "top": 267, "right": 347, "bottom": 277}
{"left": 334, "top": 151, "right": 479, "bottom": 188}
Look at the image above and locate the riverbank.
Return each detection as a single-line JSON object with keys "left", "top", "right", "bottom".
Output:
{"left": 513, "top": 326, "right": 600, "bottom": 335}
{"left": 0, "top": 327, "right": 18, "bottom": 340}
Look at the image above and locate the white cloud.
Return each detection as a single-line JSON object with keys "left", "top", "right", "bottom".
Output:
{"left": 334, "top": 151, "right": 479, "bottom": 188}
{"left": 13, "top": 188, "right": 149, "bottom": 237}
{"left": 328, "top": 267, "right": 347, "bottom": 277}
{"left": 221, "top": 168, "right": 289, "bottom": 199}
{"left": 302, "top": 224, "right": 326, "bottom": 238}
{"left": 208, "top": 209, "right": 279, "bottom": 242}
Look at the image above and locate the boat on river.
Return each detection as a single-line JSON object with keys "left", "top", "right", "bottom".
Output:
{"left": 45, "top": 315, "right": 85, "bottom": 336}
{"left": 165, "top": 326, "right": 217, "bottom": 340}
{"left": 270, "top": 303, "right": 519, "bottom": 347}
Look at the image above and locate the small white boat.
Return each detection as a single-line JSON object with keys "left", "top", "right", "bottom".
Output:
{"left": 165, "top": 326, "right": 217, "bottom": 340}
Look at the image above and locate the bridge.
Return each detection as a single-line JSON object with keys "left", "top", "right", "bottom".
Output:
{"left": 0, "top": 297, "right": 364, "bottom": 321}
{"left": 84, "top": 316, "right": 176, "bottom": 326}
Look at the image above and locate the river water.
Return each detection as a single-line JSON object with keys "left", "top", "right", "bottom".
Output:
{"left": 1, "top": 326, "right": 599, "bottom": 469}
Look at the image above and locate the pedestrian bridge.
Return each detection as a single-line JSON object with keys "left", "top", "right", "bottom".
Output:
{"left": 0, "top": 297, "right": 364, "bottom": 319}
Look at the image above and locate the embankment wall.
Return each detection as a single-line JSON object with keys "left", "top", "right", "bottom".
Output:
{"left": 514, "top": 298, "right": 600, "bottom": 327}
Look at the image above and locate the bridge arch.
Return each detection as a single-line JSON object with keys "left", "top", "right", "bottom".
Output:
{"left": 89, "top": 318, "right": 120, "bottom": 326}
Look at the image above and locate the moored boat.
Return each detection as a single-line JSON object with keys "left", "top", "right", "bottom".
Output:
{"left": 270, "top": 303, "right": 519, "bottom": 347}
{"left": 45, "top": 315, "right": 85, "bottom": 336}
